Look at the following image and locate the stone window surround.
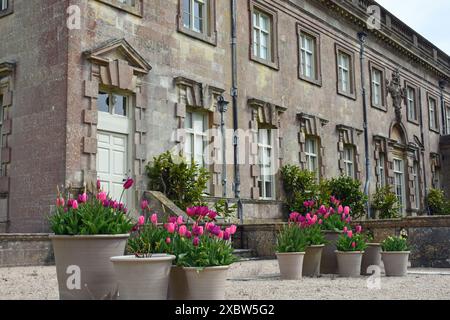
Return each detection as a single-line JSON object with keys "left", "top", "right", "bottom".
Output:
{"left": 430, "top": 152, "right": 441, "bottom": 189}
{"left": 0, "top": 0, "right": 13, "bottom": 18}
{"left": 404, "top": 80, "right": 419, "bottom": 126}
{"left": 297, "top": 113, "right": 328, "bottom": 179}
{"left": 369, "top": 61, "right": 386, "bottom": 111}
{"left": 174, "top": 76, "right": 225, "bottom": 197}
{"left": 248, "top": 98, "right": 286, "bottom": 200}
{"left": 297, "top": 23, "right": 322, "bottom": 87}
{"left": 335, "top": 43, "right": 356, "bottom": 100}
{"left": 95, "top": 0, "right": 143, "bottom": 17}
{"left": 177, "top": 0, "right": 217, "bottom": 46}
{"left": 427, "top": 92, "right": 440, "bottom": 134}
{"left": 373, "top": 136, "right": 388, "bottom": 189}
{"left": 336, "top": 125, "right": 362, "bottom": 179}
{"left": 248, "top": 0, "right": 279, "bottom": 70}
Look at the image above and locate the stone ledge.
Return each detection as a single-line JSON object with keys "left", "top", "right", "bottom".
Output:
{"left": 0, "top": 233, "right": 54, "bottom": 267}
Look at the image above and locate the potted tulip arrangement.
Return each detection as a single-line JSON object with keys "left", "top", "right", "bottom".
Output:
{"left": 381, "top": 232, "right": 410, "bottom": 277}
{"left": 110, "top": 203, "right": 175, "bottom": 300}
{"left": 275, "top": 219, "right": 308, "bottom": 280}
{"left": 48, "top": 179, "right": 135, "bottom": 300}
{"left": 335, "top": 226, "right": 367, "bottom": 277}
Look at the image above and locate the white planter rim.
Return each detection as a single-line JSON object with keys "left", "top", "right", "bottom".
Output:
{"left": 381, "top": 251, "right": 411, "bottom": 254}
{"left": 50, "top": 234, "right": 130, "bottom": 240}
{"left": 307, "top": 244, "right": 325, "bottom": 248}
{"left": 111, "top": 254, "right": 176, "bottom": 263}
{"left": 183, "top": 265, "right": 230, "bottom": 271}
{"left": 367, "top": 243, "right": 381, "bottom": 246}
{"left": 335, "top": 250, "right": 365, "bottom": 254}
{"left": 276, "top": 252, "right": 306, "bottom": 256}
{"left": 323, "top": 230, "right": 340, "bottom": 234}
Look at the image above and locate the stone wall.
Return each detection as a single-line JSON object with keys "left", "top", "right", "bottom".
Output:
{"left": 0, "top": 234, "right": 54, "bottom": 267}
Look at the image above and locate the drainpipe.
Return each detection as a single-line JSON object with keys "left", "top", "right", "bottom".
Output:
{"left": 439, "top": 80, "right": 447, "bottom": 135}
{"left": 231, "top": 0, "right": 243, "bottom": 224}
{"left": 358, "top": 31, "right": 372, "bottom": 219}
{"left": 418, "top": 88, "right": 430, "bottom": 215}
{"left": 217, "top": 96, "right": 229, "bottom": 198}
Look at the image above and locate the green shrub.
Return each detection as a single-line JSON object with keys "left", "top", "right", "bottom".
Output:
{"left": 426, "top": 188, "right": 450, "bottom": 216}
{"left": 372, "top": 186, "right": 401, "bottom": 219}
{"left": 145, "top": 151, "right": 210, "bottom": 211}
{"left": 280, "top": 165, "right": 318, "bottom": 213}
{"left": 276, "top": 224, "right": 308, "bottom": 253}
{"left": 327, "top": 176, "right": 368, "bottom": 220}
{"left": 381, "top": 236, "right": 409, "bottom": 252}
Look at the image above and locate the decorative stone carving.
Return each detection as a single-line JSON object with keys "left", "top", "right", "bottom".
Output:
{"left": 386, "top": 69, "right": 407, "bottom": 122}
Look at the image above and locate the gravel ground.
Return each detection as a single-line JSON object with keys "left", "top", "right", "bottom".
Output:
{"left": 1, "top": 260, "right": 449, "bottom": 300}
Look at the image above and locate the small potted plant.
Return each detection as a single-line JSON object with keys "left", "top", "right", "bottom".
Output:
{"left": 335, "top": 226, "right": 367, "bottom": 277}
{"left": 275, "top": 220, "right": 308, "bottom": 280}
{"left": 49, "top": 179, "right": 134, "bottom": 300}
{"left": 177, "top": 206, "right": 238, "bottom": 300}
{"left": 381, "top": 231, "right": 410, "bottom": 277}
{"left": 110, "top": 203, "right": 175, "bottom": 300}
{"left": 361, "top": 230, "right": 382, "bottom": 275}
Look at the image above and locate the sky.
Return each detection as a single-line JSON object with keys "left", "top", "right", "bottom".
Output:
{"left": 376, "top": 0, "right": 450, "bottom": 55}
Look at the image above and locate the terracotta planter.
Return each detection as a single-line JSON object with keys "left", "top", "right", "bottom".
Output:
{"left": 276, "top": 252, "right": 305, "bottom": 280}
{"left": 381, "top": 251, "right": 410, "bottom": 277}
{"left": 320, "top": 231, "right": 340, "bottom": 274}
{"left": 50, "top": 234, "right": 129, "bottom": 300}
{"left": 361, "top": 243, "right": 382, "bottom": 275}
{"left": 111, "top": 254, "right": 175, "bottom": 300}
{"left": 168, "top": 266, "right": 191, "bottom": 300}
{"left": 303, "top": 245, "right": 324, "bottom": 277}
{"left": 183, "top": 266, "right": 230, "bottom": 300}
{"left": 335, "top": 251, "right": 364, "bottom": 278}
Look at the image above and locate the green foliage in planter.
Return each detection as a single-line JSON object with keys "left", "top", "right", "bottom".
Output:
{"left": 127, "top": 224, "right": 171, "bottom": 258}
{"left": 426, "top": 188, "right": 450, "bottom": 216}
{"left": 145, "top": 151, "right": 210, "bottom": 211}
{"left": 281, "top": 165, "right": 318, "bottom": 213}
{"left": 327, "top": 176, "right": 367, "bottom": 220}
{"left": 336, "top": 231, "right": 367, "bottom": 252}
{"left": 381, "top": 236, "right": 409, "bottom": 252}
{"left": 276, "top": 224, "right": 308, "bottom": 253}
{"left": 177, "top": 236, "right": 237, "bottom": 268}
{"left": 304, "top": 225, "right": 326, "bottom": 246}
{"left": 372, "top": 186, "right": 401, "bottom": 219}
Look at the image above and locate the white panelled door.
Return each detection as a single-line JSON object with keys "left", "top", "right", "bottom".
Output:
{"left": 97, "top": 131, "right": 129, "bottom": 205}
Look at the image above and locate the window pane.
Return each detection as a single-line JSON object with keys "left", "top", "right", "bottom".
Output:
{"left": 183, "top": 0, "right": 191, "bottom": 28}
{"left": 114, "top": 94, "right": 127, "bottom": 116}
{"left": 97, "top": 92, "right": 109, "bottom": 113}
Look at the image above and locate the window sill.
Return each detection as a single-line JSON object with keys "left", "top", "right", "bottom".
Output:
{"left": 177, "top": 26, "right": 217, "bottom": 46}
{"left": 429, "top": 127, "right": 441, "bottom": 134}
{"left": 250, "top": 55, "right": 280, "bottom": 71}
{"left": 0, "top": 7, "right": 13, "bottom": 18}
{"left": 95, "top": 0, "right": 142, "bottom": 17}
{"left": 371, "top": 103, "right": 386, "bottom": 112}
{"left": 299, "top": 74, "right": 322, "bottom": 87}
{"left": 407, "top": 118, "right": 420, "bottom": 126}
{"left": 337, "top": 90, "right": 356, "bottom": 101}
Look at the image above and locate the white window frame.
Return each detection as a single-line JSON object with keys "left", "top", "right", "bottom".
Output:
{"left": 407, "top": 86, "right": 417, "bottom": 121}
{"left": 185, "top": 111, "right": 208, "bottom": 167}
{"left": 377, "top": 153, "right": 386, "bottom": 188}
{"left": 182, "top": 0, "right": 207, "bottom": 34}
{"left": 429, "top": 97, "right": 438, "bottom": 130}
{"left": 258, "top": 128, "right": 275, "bottom": 200}
{"left": 446, "top": 105, "right": 450, "bottom": 135}
{"left": 412, "top": 162, "right": 420, "bottom": 209}
{"left": 300, "top": 33, "right": 315, "bottom": 79}
{"left": 393, "top": 157, "right": 406, "bottom": 216}
{"left": 343, "top": 145, "right": 355, "bottom": 179}
{"left": 305, "top": 137, "right": 319, "bottom": 181}
{"left": 252, "top": 9, "right": 271, "bottom": 61}
{"left": 371, "top": 68, "right": 382, "bottom": 107}
{"left": 338, "top": 52, "right": 351, "bottom": 94}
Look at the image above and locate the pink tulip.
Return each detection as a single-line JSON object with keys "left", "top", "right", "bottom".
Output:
{"left": 198, "top": 207, "right": 210, "bottom": 217}
{"left": 186, "top": 231, "right": 192, "bottom": 239}
{"left": 223, "top": 231, "right": 231, "bottom": 241}
{"left": 72, "top": 200, "right": 79, "bottom": 210}
{"left": 97, "top": 192, "right": 107, "bottom": 202}
{"left": 193, "top": 237, "right": 200, "bottom": 247}
{"left": 56, "top": 197, "right": 65, "bottom": 207}
{"left": 329, "top": 207, "right": 335, "bottom": 215}
{"left": 318, "top": 219, "right": 323, "bottom": 225}
{"left": 347, "top": 230, "right": 353, "bottom": 238}
{"left": 289, "top": 212, "right": 300, "bottom": 222}
{"left": 343, "top": 227, "right": 348, "bottom": 233}
{"left": 306, "top": 213, "right": 311, "bottom": 220}
{"left": 186, "top": 207, "right": 197, "bottom": 217}
{"left": 207, "top": 211, "right": 218, "bottom": 220}
{"left": 178, "top": 225, "right": 187, "bottom": 237}
{"left": 123, "top": 178, "right": 134, "bottom": 190}
{"left": 230, "top": 225, "right": 237, "bottom": 235}
{"left": 168, "top": 216, "right": 177, "bottom": 224}
{"left": 166, "top": 223, "right": 175, "bottom": 234}
{"left": 79, "top": 193, "right": 88, "bottom": 203}
{"left": 356, "top": 225, "right": 362, "bottom": 233}
{"left": 324, "top": 213, "right": 330, "bottom": 219}
{"left": 218, "top": 231, "right": 224, "bottom": 239}
{"left": 177, "top": 216, "right": 184, "bottom": 225}
{"left": 67, "top": 199, "right": 73, "bottom": 208}
{"left": 319, "top": 205, "right": 327, "bottom": 214}
{"left": 344, "top": 206, "right": 350, "bottom": 215}
{"left": 338, "top": 205, "right": 344, "bottom": 214}
{"left": 193, "top": 225, "right": 204, "bottom": 236}
{"left": 150, "top": 213, "right": 158, "bottom": 225}
{"left": 166, "top": 237, "right": 171, "bottom": 244}
{"left": 138, "top": 216, "right": 145, "bottom": 226}
{"left": 351, "top": 242, "right": 356, "bottom": 249}
{"left": 141, "top": 200, "right": 149, "bottom": 211}
{"left": 97, "top": 179, "right": 102, "bottom": 190}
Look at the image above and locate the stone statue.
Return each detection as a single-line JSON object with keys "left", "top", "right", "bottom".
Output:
{"left": 386, "top": 68, "right": 407, "bottom": 122}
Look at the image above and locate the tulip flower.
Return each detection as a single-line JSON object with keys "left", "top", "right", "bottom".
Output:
{"left": 72, "top": 200, "right": 79, "bottom": 210}
{"left": 347, "top": 230, "right": 353, "bottom": 238}
{"left": 141, "top": 200, "right": 149, "bottom": 211}
{"left": 168, "top": 216, "right": 177, "bottom": 224}
{"left": 186, "top": 207, "right": 197, "bottom": 217}
{"left": 177, "top": 216, "right": 184, "bottom": 225}
{"left": 178, "top": 225, "right": 187, "bottom": 237}
{"left": 97, "top": 192, "right": 107, "bottom": 202}
{"left": 193, "top": 225, "right": 204, "bottom": 236}
{"left": 150, "top": 213, "right": 158, "bottom": 225}
{"left": 56, "top": 197, "right": 65, "bottom": 207}
{"left": 193, "top": 237, "right": 200, "bottom": 247}
{"left": 166, "top": 223, "right": 175, "bottom": 234}
{"left": 338, "top": 205, "right": 344, "bottom": 214}
{"left": 138, "top": 216, "right": 145, "bottom": 226}
{"left": 324, "top": 212, "right": 330, "bottom": 219}
{"left": 212, "top": 226, "right": 221, "bottom": 236}
{"left": 185, "top": 231, "right": 192, "bottom": 239}
{"left": 218, "top": 231, "right": 224, "bottom": 239}
{"left": 123, "top": 178, "right": 134, "bottom": 190}
{"left": 351, "top": 242, "right": 356, "bottom": 249}
{"left": 343, "top": 227, "right": 348, "bottom": 233}
{"left": 67, "top": 199, "right": 74, "bottom": 208}
{"left": 223, "top": 231, "right": 231, "bottom": 241}
{"left": 289, "top": 212, "right": 300, "bottom": 222}
{"left": 79, "top": 193, "right": 88, "bottom": 203}
{"left": 344, "top": 206, "right": 350, "bottom": 215}
{"left": 329, "top": 207, "right": 335, "bottom": 215}
{"left": 229, "top": 225, "right": 237, "bottom": 235}
{"left": 166, "top": 237, "right": 171, "bottom": 244}
{"left": 207, "top": 210, "right": 218, "bottom": 220}
{"left": 318, "top": 219, "right": 323, "bottom": 225}
{"left": 356, "top": 225, "right": 362, "bottom": 233}
{"left": 198, "top": 207, "right": 209, "bottom": 217}
{"left": 319, "top": 205, "right": 327, "bottom": 214}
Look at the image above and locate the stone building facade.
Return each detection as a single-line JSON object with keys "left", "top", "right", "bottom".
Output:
{"left": 0, "top": 0, "right": 449, "bottom": 233}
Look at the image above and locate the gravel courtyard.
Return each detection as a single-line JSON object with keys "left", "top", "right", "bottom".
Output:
{"left": 1, "top": 260, "right": 450, "bottom": 300}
